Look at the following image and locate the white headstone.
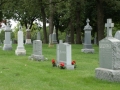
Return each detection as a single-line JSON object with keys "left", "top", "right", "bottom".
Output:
{"left": 15, "top": 26, "right": 26, "bottom": 55}
{"left": 57, "top": 43, "right": 74, "bottom": 70}
{"left": 29, "top": 40, "right": 44, "bottom": 61}
{"left": 95, "top": 19, "right": 120, "bottom": 82}
{"left": 3, "top": 23, "right": 12, "bottom": 50}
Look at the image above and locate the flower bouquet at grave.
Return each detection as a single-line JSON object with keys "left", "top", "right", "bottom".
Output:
{"left": 71, "top": 60, "right": 76, "bottom": 68}
{"left": 51, "top": 59, "right": 57, "bottom": 67}
{"left": 59, "top": 62, "right": 65, "bottom": 69}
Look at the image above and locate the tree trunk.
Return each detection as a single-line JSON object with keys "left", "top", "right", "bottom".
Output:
{"left": 69, "top": 20, "right": 74, "bottom": 44}
{"left": 49, "top": 0, "right": 54, "bottom": 34}
{"left": 41, "top": 5, "right": 48, "bottom": 43}
{"left": 97, "top": 0, "right": 104, "bottom": 43}
{"left": 75, "top": 9, "right": 81, "bottom": 44}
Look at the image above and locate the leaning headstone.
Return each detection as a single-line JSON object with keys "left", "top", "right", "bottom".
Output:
{"left": 114, "top": 31, "right": 120, "bottom": 40}
{"left": 15, "top": 26, "right": 26, "bottom": 55}
{"left": 56, "top": 43, "right": 74, "bottom": 70}
{"left": 52, "top": 27, "right": 57, "bottom": 44}
{"left": 81, "top": 18, "right": 94, "bottom": 53}
{"left": 37, "top": 31, "right": 41, "bottom": 40}
{"left": 3, "top": 23, "right": 12, "bottom": 50}
{"left": 95, "top": 19, "right": 120, "bottom": 82}
{"left": 29, "top": 40, "right": 44, "bottom": 61}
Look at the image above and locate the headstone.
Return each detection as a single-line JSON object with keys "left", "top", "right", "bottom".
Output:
{"left": 59, "top": 40, "right": 63, "bottom": 44}
{"left": 29, "top": 40, "right": 44, "bottom": 61}
{"left": 52, "top": 27, "right": 57, "bottom": 44}
{"left": 65, "top": 34, "right": 71, "bottom": 44}
{"left": 3, "top": 22, "right": 12, "bottom": 50}
{"left": 114, "top": 31, "right": 120, "bottom": 40}
{"left": 94, "top": 37, "right": 97, "bottom": 44}
{"left": 48, "top": 34, "right": 54, "bottom": 47}
{"left": 95, "top": 19, "right": 120, "bottom": 82}
{"left": 15, "top": 26, "right": 26, "bottom": 55}
{"left": 25, "top": 24, "right": 32, "bottom": 44}
{"left": 37, "top": 31, "right": 41, "bottom": 40}
{"left": 56, "top": 43, "right": 74, "bottom": 70}
{"left": 81, "top": 18, "right": 94, "bottom": 53}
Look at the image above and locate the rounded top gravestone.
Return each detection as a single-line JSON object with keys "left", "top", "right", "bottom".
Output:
{"left": 114, "top": 31, "right": 120, "bottom": 40}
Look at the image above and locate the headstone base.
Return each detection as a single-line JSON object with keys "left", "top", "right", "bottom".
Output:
{"left": 29, "top": 54, "right": 44, "bottom": 61}
{"left": 81, "top": 49, "right": 94, "bottom": 53}
{"left": 15, "top": 48, "right": 26, "bottom": 55}
{"left": 25, "top": 39, "right": 32, "bottom": 44}
{"left": 3, "top": 44, "right": 12, "bottom": 50}
{"left": 66, "top": 65, "right": 74, "bottom": 70}
{"left": 95, "top": 68, "right": 120, "bottom": 82}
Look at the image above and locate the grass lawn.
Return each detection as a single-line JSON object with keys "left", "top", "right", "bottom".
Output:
{"left": 0, "top": 44, "right": 120, "bottom": 90}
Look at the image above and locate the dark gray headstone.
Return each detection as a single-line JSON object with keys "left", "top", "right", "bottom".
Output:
{"left": 52, "top": 27, "right": 57, "bottom": 44}
{"left": 65, "top": 34, "right": 71, "bottom": 44}
{"left": 81, "top": 18, "right": 94, "bottom": 53}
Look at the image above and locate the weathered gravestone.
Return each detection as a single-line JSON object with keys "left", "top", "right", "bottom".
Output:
{"left": 15, "top": 26, "right": 26, "bottom": 55}
{"left": 56, "top": 43, "right": 74, "bottom": 70}
{"left": 3, "top": 23, "right": 12, "bottom": 50}
{"left": 95, "top": 19, "right": 120, "bottom": 82}
{"left": 81, "top": 19, "right": 94, "bottom": 53}
{"left": 114, "top": 31, "right": 120, "bottom": 40}
{"left": 29, "top": 40, "right": 44, "bottom": 61}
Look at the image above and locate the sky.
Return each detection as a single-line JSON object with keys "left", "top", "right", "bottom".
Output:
{"left": 0, "top": 19, "right": 49, "bottom": 32}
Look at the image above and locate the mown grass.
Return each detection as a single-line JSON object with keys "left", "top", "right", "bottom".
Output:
{"left": 0, "top": 44, "right": 120, "bottom": 90}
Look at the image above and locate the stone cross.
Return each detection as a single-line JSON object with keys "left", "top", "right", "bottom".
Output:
{"left": 105, "top": 19, "right": 114, "bottom": 37}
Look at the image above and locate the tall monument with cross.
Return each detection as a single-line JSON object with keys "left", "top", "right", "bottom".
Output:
{"left": 81, "top": 18, "right": 94, "bottom": 53}
{"left": 95, "top": 18, "right": 120, "bottom": 82}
